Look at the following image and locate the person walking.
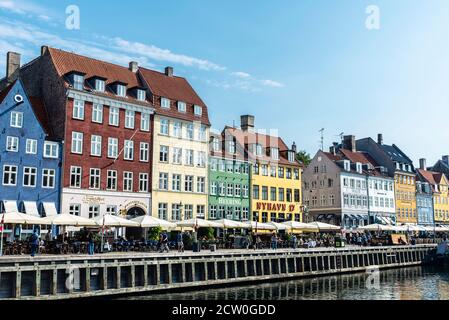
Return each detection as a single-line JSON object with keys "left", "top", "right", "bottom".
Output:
{"left": 29, "top": 229, "right": 39, "bottom": 257}
{"left": 88, "top": 233, "right": 95, "bottom": 255}
{"left": 271, "top": 233, "right": 278, "bottom": 250}
{"left": 160, "top": 232, "right": 169, "bottom": 253}
{"left": 177, "top": 232, "right": 184, "bottom": 252}
{"left": 292, "top": 234, "right": 298, "bottom": 249}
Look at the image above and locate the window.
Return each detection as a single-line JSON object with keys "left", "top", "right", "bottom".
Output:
{"left": 186, "top": 123, "right": 194, "bottom": 139}
{"left": 185, "top": 175, "right": 194, "bottom": 192}
{"left": 108, "top": 138, "right": 118, "bottom": 158}
{"left": 73, "top": 99, "right": 84, "bottom": 120}
{"left": 89, "top": 168, "right": 101, "bottom": 189}
{"left": 279, "top": 188, "right": 285, "bottom": 202}
{"left": 90, "top": 135, "right": 102, "bottom": 156}
{"left": 159, "top": 173, "right": 168, "bottom": 190}
{"left": 123, "top": 171, "right": 133, "bottom": 192}
{"left": 262, "top": 165, "right": 269, "bottom": 176}
{"left": 185, "top": 149, "right": 194, "bottom": 166}
{"left": 124, "top": 140, "right": 134, "bottom": 160}
{"left": 42, "top": 141, "right": 58, "bottom": 158}
{"left": 116, "top": 84, "right": 126, "bottom": 97}
{"left": 139, "top": 173, "right": 149, "bottom": 192}
{"left": 70, "top": 166, "right": 82, "bottom": 188}
{"left": 255, "top": 144, "right": 262, "bottom": 156}
{"left": 92, "top": 104, "right": 103, "bottom": 123}
{"left": 160, "top": 145, "right": 169, "bottom": 162}
{"left": 171, "top": 204, "right": 181, "bottom": 221}
{"left": 26, "top": 139, "right": 37, "bottom": 154}
{"left": 23, "top": 167, "right": 37, "bottom": 187}
{"left": 173, "top": 147, "right": 182, "bottom": 164}
{"left": 243, "top": 185, "right": 249, "bottom": 198}
{"left": 71, "top": 132, "right": 83, "bottom": 154}
{"left": 140, "top": 142, "right": 149, "bottom": 162}
{"left": 95, "top": 79, "right": 105, "bottom": 92}
{"left": 6, "top": 136, "right": 19, "bottom": 152}
{"left": 158, "top": 203, "right": 168, "bottom": 220}
{"left": 3, "top": 165, "right": 17, "bottom": 186}
{"left": 42, "top": 169, "right": 55, "bottom": 188}
{"left": 160, "top": 119, "right": 169, "bottom": 135}
{"left": 286, "top": 168, "right": 292, "bottom": 179}
{"left": 270, "top": 187, "right": 277, "bottom": 201}
{"left": 69, "top": 204, "right": 80, "bottom": 216}
{"left": 88, "top": 205, "right": 100, "bottom": 219}
{"left": 210, "top": 181, "right": 217, "bottom": 195}
{"left": 271, "top": 148, "right": 279, "bottom": 160}
{"left": 184, "top": 205, "right": 193, "bottom": 220}
{"left": 235, "top": 184, "right": 242, "bottom": 197}
{"left": 253, "top": 185, "right": 260, "bottom": 199}
{"left": 242, "top": 208, "right": 249, "bottom": 221}
{"left": 262, "top": 186, "right": 269, "bottom": 200}
{"left": 10, "top": 112, "right": 23, "bottom": 128}
{"left": 173, "top": 121, "right": 182, "bottom": 138}
{"left": 219, "top": 160, "right": 226, "bottom": 172}
{"left": 137, "top": 89, "right": 146, "bottom": 101}
{"left": 218, "top": 182, "right": 226, "bottom": 196}
{"left": 270, "top": 166, "right": 277, "bottom": 177}
{"left": 227, "top": 183, "right": 234, "bottom": 197}
{"left": 106, "top": 206, "right": 117, "bottom": 215}
{"left": 177, "top": 101, "right": 186, "bottom": 112}
{"left": 278, "top": 166, "right": 284, "bottom": 178}
{"left": 197, "top": 151, "right": 206, "bottom": 167}
{"left": 194, "top": 105, "right": 202, "bottom": 116}
{"left": 141, "top": 113, "right": 150, "bottom": 131}
{"left": 212, "top": 138, "right": 220, "bottom": 151}
{"left": 73, "top": 74, "right": 84, "bottom": 90}
{"left": 107, "top": 170, "right": 117, "bottom": 191}
{"left": 109, "top": 107, "right": 119, "bottom": 126}
{"left": 295, "top": 189, "right": 301, "bottom": 202}
{"left": 197, "top": 177, "right": 205, "bottom": 193}
{"left": 172, "top": 174, "right": 181, "bottom": 191}
{"left": 161, "top": 97, "right": 170, "bottom": 108}
{"left": 199, "top": 126, "right": 207, "bottom": 141}
{"left": 210, "top": 205, "right": 217, "bottom": 219}
{"left": 125, "top": 110, "right": 135, "bottom": 129}
{"left": 294, "top": 168, "right": 300, "bottom": 180}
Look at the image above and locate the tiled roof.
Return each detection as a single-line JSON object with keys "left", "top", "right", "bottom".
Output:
{"left": 380, "top": 144, "right": 413, "bottom": 164}
{"left": 28, "top": 96, "right": 54, "bottom": 137}
{"left": 0, "top": 80, "right": 16, "bottom": 103}
{"left": 224, "top": 126, "right": 299, "bottom": 166}
{"left": 417, "top": 169, "right": 448, "bottom": 192}
{"left": 138, "top": 67, "right": 210, "bottom": 126}
{"left": 47, "top": 47, "right": 151, "bottom": 107}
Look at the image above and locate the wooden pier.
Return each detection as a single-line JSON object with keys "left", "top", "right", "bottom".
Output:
{"left": 0, "top": 245, "right": 436, "bottom": 300}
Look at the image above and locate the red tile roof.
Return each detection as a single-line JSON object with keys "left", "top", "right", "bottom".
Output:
{"left": 138, "top": 67, "right": 210, "bottom": 126}
{"left": 29, "top": 96, "right": 54, "bottom": 137}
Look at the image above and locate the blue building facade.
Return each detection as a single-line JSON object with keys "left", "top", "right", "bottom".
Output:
{"left": 0, "top": 80, "right": 61, "bottom": 237}
{"left": 416, "top": 180, "right": 434, "bottom": 226}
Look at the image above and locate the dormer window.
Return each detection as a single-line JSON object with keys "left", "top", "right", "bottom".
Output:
{"left": 396, "top": 162, "right": 400, "bottom": 170}
{"left": 288, "top": 151, "right": 295, "bottom": 163}
{"left": 212, "top": 137, "right": 220, "bottom": 152}
{"left": 73, "top": 74, "right": 84, "bottom": 90}
{"left": 161, "top": 97, "right": 170, "bottom": 108}
{"left": 271, "top": 148, "right": 279, "bottom": 160}
{"left": 194, "top": 105, "right": 202, "bottom": 116}
{"left": 177, "top": 101, "right": 186, "bottom": 112}
{"left": 228, "top": 141, "right": 236, "bottom": 154}
{"left": 343, "top": 160, "right": 350, "bottom": 172}
{"left": 137, "top": 89, "right": 146, "bottom": 101}
{"left": 356, "top": 162, "right": 363, "bottom": 174}
{"left": 255, "top": 144, "right": 263, "bottom": 156}
{"left": 116, "top": 84, "right": 126, "bottom": 97}
{"left": 95, "top": 79, "right": 105, "bottom": 92}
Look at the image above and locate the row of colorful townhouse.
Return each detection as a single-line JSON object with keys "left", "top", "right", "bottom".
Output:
{"left": 0, "top": 47, "right": 303, "bottom": 227}
{"left": 302, "top": 134, "right": 449, "bottom": 229}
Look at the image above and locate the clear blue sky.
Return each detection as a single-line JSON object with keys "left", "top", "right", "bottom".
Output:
{"left": 1, "top": 0, "right": 449, "bottom": 166}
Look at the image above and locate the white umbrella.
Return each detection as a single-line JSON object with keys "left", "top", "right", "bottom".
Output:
{"left": 282, "top": 221, "right": 319, "bottom": 232}
{"left": 215, "top": 219, "right": 250, "bottom": 229}
{"left": 0, "top": 212, "right": 46, "bottom": 225}
{"left": 96, "top": 214, "right": 139, "bottom": 227}
{"left": 305, "top": 221, "right": 341, "bottom": 231}
{"left": 131, "top": 215, "right": 176, "bottom": 229}
{"left": 268, "top": 221, "right": 291, "bottom": 231}
{"left": 243, "top": 221, "right": 277, "bottom": 231}
{"left": 41, "top": 213, "right": 98, "bottom": 227}
{"left": 359, "top": 223, "right": 395, "bottom": 232}
{"left": 176, "top": 218, "right": 223, "bottom": 228}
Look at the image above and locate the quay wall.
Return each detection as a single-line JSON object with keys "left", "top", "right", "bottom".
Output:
{"left": 0, "top": 245, "right": 436, "bottom": 300}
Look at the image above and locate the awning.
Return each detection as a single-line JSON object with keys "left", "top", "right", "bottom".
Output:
{"left": 3, "top": 200, "right": 18, "bottom": 213}
{"left": 23, "top": 201, "right": 40, "bottom": 217}
{"left": 326, "top": 214, "right": 334, "bottom": 219}
{"left": 317, "top": 214, "right": 325, "bottom": 220}
{"left": 42, "top": 202, "right": 58, "bottom": 217}
{"left": 384, "top": 217, "right": 394, "bottom": 225}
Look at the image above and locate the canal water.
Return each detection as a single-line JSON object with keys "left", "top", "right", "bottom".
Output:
{"left": 122, "top": 266, "right": 449, "bottom": 300}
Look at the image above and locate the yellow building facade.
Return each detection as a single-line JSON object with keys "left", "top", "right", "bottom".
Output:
{"left": 395, "top": 172, "right": 417, "bottom": 224}
{"left": 432, "top": 174, "right": 449, "bottom": 224}
{"left": 151, "top": 115, "right": 209, "bottom": 221}
{"left": 251, "top": 161, "right": 302, "bottom": 223}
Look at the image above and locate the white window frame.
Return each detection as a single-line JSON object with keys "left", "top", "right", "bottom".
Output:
{"left": 90, "top": 135, "right": 102, "bottom": 157}
{"left": 159, "top": 172, "right": 168, "bottom": 190}
{"left": 173, "top": 147, "right": 182, "bottom": 164}
{"left": 137, "top": 89, "right": 146, "bottom": 101}
{"left": 177, "top": 101, "right": 186, "bottom": 112}
{"left": 2, "top": 165, "right": 18, "bottom": 186}
{"left": 10, "top": 111, "right": 23, "bottom": 128}
{"left": 139, "top": 173, "right": 149, "bottom": 192}
{"left": 161, "top": 97, "right": 170, "bottom": 108}
{"left": 89, "top": 168, "right": 101, "bottom": 190}
{"left": 6, "top": 136, "right": 19, "bottom": 152}
{"left": 107, "top": 170, "right": 118, "bottom": 191}
{"left": 123, "top": 171, "right": 133, "bottom": 192}
{"left": 140, "top": 113, "right": 150, "bottom": 132}
{"left": 173, "top": 121, "right": 182, "bottom": 138}
{"left": 71, "top": 132, "right": 83, "bottom": 154}
{"left": 108, "top": 138, "right": 118, "bottom": 158}
{"left": 160, "top": 118, "right": 169, "bottom": 135}
{"left": 109, "top": 107, "right": 120, "bottom": 126}
{"left": 73, "top": 99, "right": 85, "bottom": 120}
{"left": 43, "top": 141, "right": 59, "bottom": 158}
{"left": 172, "top": 174, "right": 181, "bottom": 191}
{"left": 26, "top": 139, "right": 37, "bottom": 155}
{"left": 140, "top": 142, "right": 149, "bottom": 162}
{"left": 73, "top": 74, "right": 84, "bottom": 90}
{"left": 116, "top": 84, "right": 126, "bottom": 97}
{"left": 23, "top": 166, "right": 37, "bottom": 188}
{"left": 92, "top": 104, "right": 103, "bottom": 123}
{"left": 160, "top": 145, "right": 169, "bottom": 162}
{"left": 124, "top": 140, "right": 134, "bottom": 160}
{"left": 95, "top": 79, "right": 105, "bottom": 92}
{"left": 185, "top": 149, "right": 194, "bottom": 166}
{"left": 194, "top": 105, "right": 202, "bottom": 116}
{"left": 70, "top": 166, "right": 82, "bottom": 188}
{"left": 125, "top": 110, "right": 135, "bottom": 129}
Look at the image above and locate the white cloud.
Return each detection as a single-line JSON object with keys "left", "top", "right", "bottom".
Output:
{"left": 0, "top": 0, "right": 50, "bottom": 17}
{"left": 231, "top": 71, "right": 251, "bottom": 78}
{"left": 259, "top": 79, "right": 285, "bottom": 88}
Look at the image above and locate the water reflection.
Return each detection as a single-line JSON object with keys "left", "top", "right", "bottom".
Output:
{"left": 123, "top": 266, "right": 449, "bottom": 300}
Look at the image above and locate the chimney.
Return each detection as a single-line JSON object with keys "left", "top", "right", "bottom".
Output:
{"left": 442, "top": 155, "right": 449, "bottom": 165}
{"left": 329, "top": 146, "right": 336, "bottom": 155}
{"left": 129, "top": 61, "right": 138, "bottom": 73}
{"left": 240, "top": 115, "right": 255, "bottom": 132}
{"left": 342, "top": 135, "right": 356, "bottom": 152}
{"left": 291, "top": 142, "right": 297, "bottom": 152}
{"left": 41, "top": 45, "right": 48, "bottom": 56}
{"left": 377, "top": 133, "right": 383, "bottom": 145}
{"left": 165, "top": 66, "right": 173, "bottom": 77}
{"left": 419, "top": 158, "right": 427, "bottom": 170}
{"left": 6, "top": 51, "right": 21, "bottom": 84}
